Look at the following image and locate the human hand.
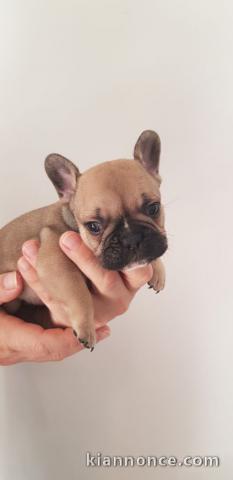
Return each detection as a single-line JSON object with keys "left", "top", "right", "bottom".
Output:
{"left": 0, "top": 232, "right": 152, "bottom": 365}
{"left": 19, "top": 231, "right": 153, "bottom": 332}
{"left": 0, "top": 270, "right": 110, "bottom": 365}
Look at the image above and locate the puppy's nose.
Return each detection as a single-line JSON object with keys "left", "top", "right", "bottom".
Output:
{"left": 122, "top": 232, "right": 143, "bottom": 250}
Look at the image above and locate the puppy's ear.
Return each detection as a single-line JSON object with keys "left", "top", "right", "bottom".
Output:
{"left": 45, "top": 154, "right": 80, "bottom": 201}
{"left": 134, "top": 130, "right": 161, "bottom": 176}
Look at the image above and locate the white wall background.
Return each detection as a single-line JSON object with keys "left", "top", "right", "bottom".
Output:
{"left": 0, "top": 1, "right": 232, "bottom": 479}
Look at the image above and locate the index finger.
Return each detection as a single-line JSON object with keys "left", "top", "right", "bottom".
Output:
{"left": 59, "top": 232, "right": 121, "bottom": 295}
{"left": 60, "top": 232, "right": 153, "bottom": 293}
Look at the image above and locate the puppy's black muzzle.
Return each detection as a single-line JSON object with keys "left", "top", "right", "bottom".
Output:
{"left": 101, "top": 223, "right": 167, "bottom": 271}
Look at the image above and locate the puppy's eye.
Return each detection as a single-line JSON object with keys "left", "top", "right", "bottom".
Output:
{"left": 147, "top": 202, "right": 160, "bottom": 217}
{"left": 85, "top": 221, "right": 102, "bottom": 235}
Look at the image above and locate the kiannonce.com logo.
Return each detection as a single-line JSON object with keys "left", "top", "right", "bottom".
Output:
{"left": 86, "top": 453, "right": 220, "bottom": 468}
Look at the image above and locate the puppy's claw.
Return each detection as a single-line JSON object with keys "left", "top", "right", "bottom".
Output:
{"left": 148, "top": 283, "right": 161, "bottom": 294}
{"left": 79, "top": 337, "right": 88, "bottom": 346}
{"left": 79, "top": 337, "right": 95, "bottom": 351}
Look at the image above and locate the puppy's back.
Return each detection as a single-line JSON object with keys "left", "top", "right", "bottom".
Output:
{"left": 0, "top": 202, "right": 66, "bottom": 273}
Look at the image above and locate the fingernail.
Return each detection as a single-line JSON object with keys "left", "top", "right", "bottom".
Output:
{"left": 3, "top": 272, "right": 18, "bottom": 290}
{"left": 61, "top": 233, "right": 81, "bottom": 250}
{"left": 22, "top": 242, "right": 38, "bottom": 260}
{"left": 18, "top": 257, "right": 30, "bottom": 272}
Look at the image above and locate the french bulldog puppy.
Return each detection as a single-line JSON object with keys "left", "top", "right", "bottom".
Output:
{"left": 0, "top": 130, "right": 167, "bottom": 351}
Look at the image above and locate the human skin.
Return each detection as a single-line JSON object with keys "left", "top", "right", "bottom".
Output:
{"left": 0, "top": 231, "right": 153, "bottom": 365}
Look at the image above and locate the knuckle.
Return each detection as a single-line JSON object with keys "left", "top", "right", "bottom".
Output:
{"left": 51, "top": 337, "right": 75, "bottom": 362}
{"left": 33, "top": 341, "right": 65, "bottom": 362}
{"left": 51, "top": 351, "right": 66, "bottom": 362}
{"left": 33, "top": 341, "right": 51, "bottom": 359}
{"left": 102, "top": 271, "right": 119, "bottom": 292}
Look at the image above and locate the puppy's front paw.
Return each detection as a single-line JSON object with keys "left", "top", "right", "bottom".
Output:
{"left": 148, "top": 259, "right": 166, "bottom": 293}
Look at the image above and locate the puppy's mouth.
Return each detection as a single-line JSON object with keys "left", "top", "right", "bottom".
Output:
{"left": 100, "top": 224, "right": 167, "bottom": 271}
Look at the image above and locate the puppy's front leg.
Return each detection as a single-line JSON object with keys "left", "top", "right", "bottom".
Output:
{"left": 37, "top": 227, "right": 95, "bottom": 350}
{"left": 148, "top": 258, "right": 166, "bottom": 293}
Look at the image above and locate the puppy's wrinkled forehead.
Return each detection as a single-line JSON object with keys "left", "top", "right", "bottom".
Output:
{"left": 45, "top": 130, "right": 162, "bottom": 219}
{"left": 74, "top": 160, "right": 161, "bottom": 219}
